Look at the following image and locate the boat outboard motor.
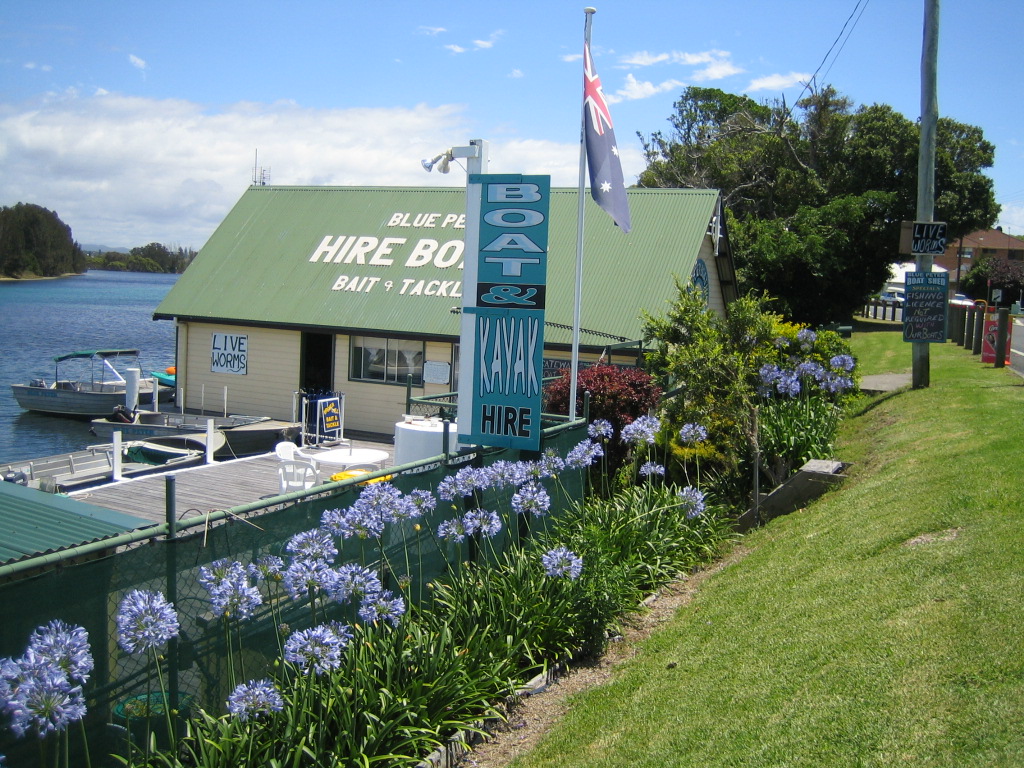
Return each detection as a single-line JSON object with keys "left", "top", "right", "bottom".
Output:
{"left": 107, "top": 404, "right": 136, "bottom": 423}
{"left": 3, "top": 471, "right": 27, "bottom": 486}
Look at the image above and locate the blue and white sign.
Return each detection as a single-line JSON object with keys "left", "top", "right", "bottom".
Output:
{"left": 458, "top": 174, "right": 550, "bottom": 449}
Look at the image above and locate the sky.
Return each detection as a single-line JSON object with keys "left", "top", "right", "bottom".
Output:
{"left": 2, "top": 0, "right": 1022, "bottom": 251}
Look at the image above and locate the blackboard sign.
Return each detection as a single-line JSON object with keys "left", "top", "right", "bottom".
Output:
{"left": 903, "top": 271, "right": 949, "bottom": 342}
{"left": 912, "top": 221, "right": 947, "bottom": 256}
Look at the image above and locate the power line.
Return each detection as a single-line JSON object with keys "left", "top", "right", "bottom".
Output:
{"left": 792, "top": 0, "right": 871, "bottom": 107}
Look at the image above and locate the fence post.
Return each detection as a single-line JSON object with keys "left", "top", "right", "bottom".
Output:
{"left": 965, "top": 307, "right": 976, "bottom": 349}
{"left": 995, "top": 308, "right": 1010, "bottom": 368}
{"left": 165, "top": 474, "right": 180, "bottom": 714}
{"left": 972, "top": 309, "right": 985, "bottom": 355}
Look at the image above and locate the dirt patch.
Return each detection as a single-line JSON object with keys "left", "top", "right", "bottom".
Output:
{"left": 903, "top": 527, "right": 961, "bottom": 547}
{"left": 451, "top": 545, "right": 752, "bottom": 768}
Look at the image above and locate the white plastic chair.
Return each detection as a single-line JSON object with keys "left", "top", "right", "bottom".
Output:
{"left": 278, "top": 460, "right": 319, "bottom": 494}
{"left": 275, "top": 441, "right": 319, "bottom": 469}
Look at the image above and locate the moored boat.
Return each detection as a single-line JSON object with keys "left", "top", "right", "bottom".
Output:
{"left": 89, "top": 409, "right": 300, "bottom": 458}
{"left": 0, "top": 433, "right": 224, "bottom": 493}
{"left": 10, "top": 349, "right": 174, "bottom": 418}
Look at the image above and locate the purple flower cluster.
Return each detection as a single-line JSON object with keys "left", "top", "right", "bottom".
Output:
{"left": 621, "top": 415, "right": 661, "bottom": 446}
{"left": 116, "top": 589, "right": 180, "bottom": 654}
{"left": 1, "top": 621, "right": 93, "bottom": 739}
{"left": 199, "top": 558, "right": 263, "bottom": 620}
{"left": 679, "top": 422, "right": 708, "bottom": 444}
{"left": 565, "top": 439, "right": 603, "bottom": 469}
{"left": 639, "top": 461, "right": 665, "bottom": 477}
{"left": 511, "top": 482, "right": 551, "bottom": 517}
{"left": 438, "top": 508, "right": 503, "bottom": 541}
{"left": 357, "top": 590, "right": 407, "bottom": 627}
{"left": 283, "top": 623, "right": 352, "bottom": 675}
{"left": 541, "top": 546, "right": 583, "bottom": 580}
{"left": 587, "top": 419, "right": 614, "bottom": 440}
{"left": 677, "top": 486, "right": 707, "bottom": 519}
{"left": 227, "top": 678, "right": 284, "bottom": 721}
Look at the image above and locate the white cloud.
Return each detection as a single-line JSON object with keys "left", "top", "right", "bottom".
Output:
{"left": 562, "top": 53, "right": 582, "bottom": 63}
{"left": 607, "top": 73, "right": 685, "bottom": 104}
{"left": 508, "top": 69, "right": 523, "bottom": 79}
{"left": 746, "top": 71, "right": 812, "bottom": 92}
{"left": 997, "top": 202, "right": 1024, "bottom": 236}
{"left": 128, "top": 54, "right": 147, "bottom": 71}
{"left": 418, "top": 26, "right": 446, "bottom": 35}
{"left": 473, "top": 38, "right": 494, "bottom": 49}
{"left": 0, "top": 93, "right": 612, "bottom": 249}
{"left": 444, "top": 44, "right": 466, "bottom": 54}
{"left": 619, "top": 51, "right": 671, "bottom": 67}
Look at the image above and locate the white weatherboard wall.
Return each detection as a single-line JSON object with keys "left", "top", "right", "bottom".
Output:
{"left": 180, "top": 324, "right": 300, "bottom": 421}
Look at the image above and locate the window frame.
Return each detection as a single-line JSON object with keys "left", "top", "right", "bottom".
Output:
{"left": 349, "top": 335, "right": 425, "bottom": 387}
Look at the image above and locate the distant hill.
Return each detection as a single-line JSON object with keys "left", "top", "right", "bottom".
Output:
{"left": 81, "top": 244, "right": 130, "bottom": 254}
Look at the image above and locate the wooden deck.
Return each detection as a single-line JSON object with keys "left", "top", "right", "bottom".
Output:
{"left": 67, "top": 438, "right": 396, "bottom": 527}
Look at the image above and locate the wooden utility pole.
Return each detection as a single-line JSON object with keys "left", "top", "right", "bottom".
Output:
{"left": 913, "top": 0, "right": 940, "bottom": 388}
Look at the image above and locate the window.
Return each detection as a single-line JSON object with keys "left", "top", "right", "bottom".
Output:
{"left": 1008, "top": 250, "right": 1023, "bottom": 262}
{"left": 349, "top": 336, "right": 424, "bottom": 385}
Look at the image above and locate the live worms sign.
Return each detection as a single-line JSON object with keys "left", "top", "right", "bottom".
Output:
{"left": 903, "top": 271, "right": 949, "bottom": 343}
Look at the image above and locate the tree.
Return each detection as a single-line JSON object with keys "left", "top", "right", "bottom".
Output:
{"left": 961, "top": 255, "right": 1024, "bottom": 306}
{"left": 639, "top": 85, "right": 1000, "bottom": 323}
{"left": 0, "top": 203, "right": 86, "bottom": 278}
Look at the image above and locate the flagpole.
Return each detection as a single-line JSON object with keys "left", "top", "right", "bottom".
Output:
{"left": 569, "top": 7, "right": 596, "bottom": 422}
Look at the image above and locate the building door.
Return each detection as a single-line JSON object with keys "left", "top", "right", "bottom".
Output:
{"left": 301, "top": 332, "right": 334, "bottom": 395}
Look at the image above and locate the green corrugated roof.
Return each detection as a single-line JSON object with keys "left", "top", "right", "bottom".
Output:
{"left": 0, "top": 481, "right": 149, "bottom": 566}
{"left": 155, "top": 186, "right": 721, "bottom": 346}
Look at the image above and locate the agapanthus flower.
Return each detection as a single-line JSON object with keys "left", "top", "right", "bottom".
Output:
{"left": 329, "top": 564, "right": 382, "bottom": 604}
{"left": 485, "top": 460, "right": 529, "bottom": 490}
{"left": 437, "top": 517, "right": 467, "bottom": 543}
{"left": 226, "top": 678, "right": 284, "bottom": 722}
{"left": 537, "top": 448, "right": 566, "bottom": 477}
{"left": 404, "top": 489, "right": 436, "bottom": 516}
{"left": 26, "top": 620, "right": 93, "bottom": 684}
{"left": 511, "top": 482, "right": 551, "bottom": 516}
{"left": 285, "top": 528, "right": 338, "bottom": 563}
{"left": 282, "top": 557, "right": 338, "bottom": 601}
{"left": 821, "top": 373, "right": 854, "bottom": 394}
{"left": 759, "top": 363, "right": 782, "bottom": 386}
{"left": 249, "top": 555, "right": 285, "bottom": 582}
{"left": 116, "top": 590, "right": 180, "bottom": 654}
{"left": 797, "top": 328, "right": 817, "bottom": 350}
{"left": 639, "top": 461, "right": 665, "bottom": 477}
{"left": 2, "top": 659, "right": 86, "bottom": 738}
{"left": 201, "top": 560, "right": 262, "bottom": 620}
{"left": 796, "top": 360, "right": 826, "bottom": 382}
{"left": 322, "top": 502, "right": 386, "bottom": 539}
{"left": 677, "top": 486, "right": 707, "bottom": 519}
{"left": 463, "top": 508, "right": 502, "bottom": 538}
{"left": 358, "top": 590, "right": 406, "bottom": 627}
{"left": 679, "top": 422, "right": 708, "bottom": 443}
{"left": 283, "top": 624, "right": 348, "bottom": 675}
{"left": 621, "top": 415, "right": 660, "bottom": 445}
{"left": 565, "top": 439, "right": 603, "bottom": 469}
{"left": 773, "top": 336, "right": 790, "bottom": 349}
{"left": 587, "top": 419, "right": 614, "bottom": 440}
{"left": 541, "top": 546, "right": 583, "bottom": 580}
{"left": 775, "top": 371, "right": 801, "bottom": 398}
{"left": 355, "top": 482, "right": 404, "bottom": 522}
{"left": 829, "top": 353, "right": 856, "bottom": 372}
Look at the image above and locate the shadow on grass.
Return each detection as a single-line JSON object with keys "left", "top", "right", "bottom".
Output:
{"left": 850, "top": 318, "right": 903, "bottom": 334}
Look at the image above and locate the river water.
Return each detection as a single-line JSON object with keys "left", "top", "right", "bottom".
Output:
{"left": 0, "top": 271, "right": 179, "bottom": 464}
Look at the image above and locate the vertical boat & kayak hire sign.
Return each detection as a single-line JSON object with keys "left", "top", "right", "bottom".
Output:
{"left": 458, "top": 174, "right": 550, "bottom": 450}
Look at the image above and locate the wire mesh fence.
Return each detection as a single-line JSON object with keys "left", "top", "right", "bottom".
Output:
{"left": 0, "top": 422, "right": 586, "bottom": 764}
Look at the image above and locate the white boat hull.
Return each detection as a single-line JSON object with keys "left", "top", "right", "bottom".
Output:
{"left": 11, "top": 380, "right": 173, "bottom": 418}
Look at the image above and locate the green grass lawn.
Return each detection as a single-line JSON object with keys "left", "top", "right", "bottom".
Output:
{"left": 510, "top": 324, "right": 1024, "bottom": 767}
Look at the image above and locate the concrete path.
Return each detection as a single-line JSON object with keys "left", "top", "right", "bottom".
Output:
{"left": 859, "top": 373, "right": 912, "bottom": 394}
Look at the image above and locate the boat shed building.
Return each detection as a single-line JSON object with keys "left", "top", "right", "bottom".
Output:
{"left": 154, "top": 186, "right": 738, "bottom": 437}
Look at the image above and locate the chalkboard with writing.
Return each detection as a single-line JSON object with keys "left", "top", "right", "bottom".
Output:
{"left": 902, "top": 271, "right": 948, "bottom": 343}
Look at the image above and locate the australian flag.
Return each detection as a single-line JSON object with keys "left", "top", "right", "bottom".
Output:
{"left": 583, "top": 42, "right": 631, "bottom": 233}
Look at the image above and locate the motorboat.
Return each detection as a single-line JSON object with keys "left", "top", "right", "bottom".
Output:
{"left": 10, "top": 349, "right": 175, "bottom": 418}
{"left": 90, "top": 409, "right": 300, "bottom": 458}
{"left": 0, "top": 433, "right": 224, "bottom": 493}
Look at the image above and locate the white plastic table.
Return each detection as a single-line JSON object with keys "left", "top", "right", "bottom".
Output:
{"left": 311, "top": 447, "right": 390, "bottom": 468}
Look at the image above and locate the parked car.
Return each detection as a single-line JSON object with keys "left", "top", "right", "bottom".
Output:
{"left": 879, "top": 290, "right": 905, "bottom": 305}
{"left": 949, "top": 293, "right": 975, "bottom": 308}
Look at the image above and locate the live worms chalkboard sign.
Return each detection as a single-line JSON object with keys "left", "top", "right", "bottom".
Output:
{"left": 902, "top": 271, "right": 949, "bottom": 343}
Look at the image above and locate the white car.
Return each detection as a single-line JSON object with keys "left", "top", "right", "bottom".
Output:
{"left": 949, "top": 293, "right": 975, "bottom": 308}
{"left": 879, "top": 290, "right": 905, "bottom": 305}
